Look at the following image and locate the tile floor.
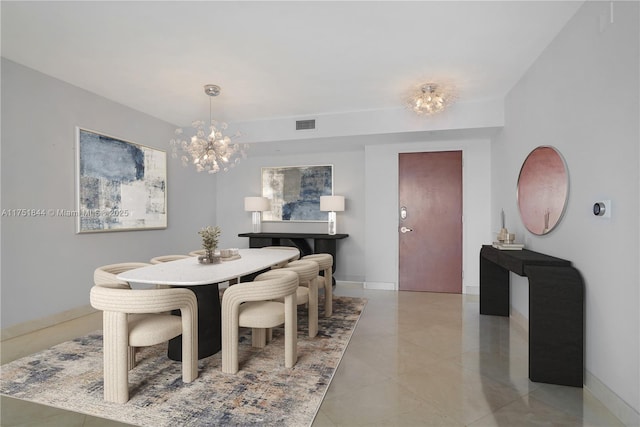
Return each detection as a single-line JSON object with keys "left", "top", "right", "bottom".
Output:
{"left": 1, "top": 284, "right": 624, "bottom": 426}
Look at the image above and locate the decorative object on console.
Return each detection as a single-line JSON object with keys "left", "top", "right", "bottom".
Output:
{"left": 261, "top": 165, "right": 333, "bottom": 221}
{"left": 407, "top": 82, "right": 456, "bottom": 115}
{"left": 244, "top": 196, "right": 271, "bottom": 233}
{"left": 198, "top": 225, "right": 221, "bottom": 264}
{"left": 170, "top": 85, "right": 248, "bottom": 174}
{"left": 493, "top": 209, "right": 521, "bottom": 250}
{"left": 517, "top": 146, "right": 569, "bottom": 235}
{"left": 320, "top": 195, "right": 345, "bottom": 235}
{"left": 76, "top": 128, "right": 167, "bottom": 233}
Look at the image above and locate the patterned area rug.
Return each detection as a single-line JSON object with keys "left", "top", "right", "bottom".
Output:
{"left": 1, "top": 296, "right": 366, "bottom": 427}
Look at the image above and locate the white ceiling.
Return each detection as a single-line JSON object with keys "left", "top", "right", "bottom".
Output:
{"left": 2, "top": 1, "right": 583, "bottom": 128}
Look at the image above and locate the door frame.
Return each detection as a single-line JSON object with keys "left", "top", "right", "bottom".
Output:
{"left": 398, "top": 150, "right": 463, "bottom": 292}
{"left": 363, "top": 140, "right": 491, "bottom": 294}
{"left": 395, "top": 147, "right": 465, "bottom": 292}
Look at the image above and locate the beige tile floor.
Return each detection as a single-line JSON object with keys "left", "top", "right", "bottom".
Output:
{"left": 1, "top": 284, "right": 623, "bottom": 426}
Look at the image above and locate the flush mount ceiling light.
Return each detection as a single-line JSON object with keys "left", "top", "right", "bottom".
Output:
{"left": 170, "top": 84, "right": 248, "bottom": 174}
{"left": 407, "top": 83, "right": 456, "bottom": 115}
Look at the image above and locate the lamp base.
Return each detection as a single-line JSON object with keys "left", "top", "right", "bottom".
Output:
{"left": 327, "top": 211, "right": 337, "bottom": 235}
{"left": 252, "top": 211, "right": 262, "bottom": 233}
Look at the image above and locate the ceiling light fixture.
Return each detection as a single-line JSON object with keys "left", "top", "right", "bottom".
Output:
{"left": 170, "top": 84, "right": 248, "bottom": 174}
{"left": 407, "top": 83, "right": 455, "bottom": 115}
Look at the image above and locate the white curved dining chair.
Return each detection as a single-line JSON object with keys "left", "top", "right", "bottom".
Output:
{"left": 94, "top": 262, "right": 152, "bottom": 289}
{"left": 301, "top": 253, "right": 334, "bottom": 317}
{"left": 90, "top": 284, "right": 198, "bottom": 403}
{"left": 280, "top": 260, "right": 319, "bottom": 337}
{"left": 150, "top": 254, "right": 190, "bottom": 264}
{"left": 221, "top": 269, "right": 299, "bottom": 374}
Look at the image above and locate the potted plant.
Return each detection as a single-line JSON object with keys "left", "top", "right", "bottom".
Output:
{"left": 198, "top": 225, "right": 221, "bottom": 264}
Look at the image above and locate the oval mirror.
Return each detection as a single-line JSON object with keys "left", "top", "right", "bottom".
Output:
{"left": 517, "top": 146, "right": 569, "bottom": 235}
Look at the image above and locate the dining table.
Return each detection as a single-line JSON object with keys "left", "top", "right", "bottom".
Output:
{"left": 117, "top": 248, "right": 299, "bottom": 360}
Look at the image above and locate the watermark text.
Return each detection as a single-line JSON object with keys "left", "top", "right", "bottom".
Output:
{"left": 2, "top": 208, "right": 130, "bottom": 218}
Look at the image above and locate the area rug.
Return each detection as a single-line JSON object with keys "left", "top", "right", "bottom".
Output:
{"left": 1, "top": 296, "right": 366, "bottom": 427}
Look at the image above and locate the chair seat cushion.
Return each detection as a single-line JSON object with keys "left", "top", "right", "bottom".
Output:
{"left": 238, "top": 301, "right": 286, "bottom": 328}
{"left": 295, "top": 287, "right": 309, "bottom": 304}
{"left": 275, "top": 287, "right": 309, "bottom": 305}
{"left": 128, "top": 314, "right": 182, "bottom": 347}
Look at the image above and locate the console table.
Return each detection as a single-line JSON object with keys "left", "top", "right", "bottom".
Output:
{"left": 480, "top": 245, "right": 584, "bottom": 387}
{"left": 238, "top": 232, "right": 348, "bottom": 283}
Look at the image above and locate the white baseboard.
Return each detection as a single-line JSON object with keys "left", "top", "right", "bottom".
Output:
{"left": 1, "top": 305, "right": 98, "bottom": 341}
{"left": 464, "top": 285, "right": 480, "bottom": 295}
{"left": 335, "top": 280, "right": 364, "bottom": 287}
{"left": 363, "top": 281, "right": 396, "bottom": 291}
{"left": 585, "top": 370, "right": 640, "bottom": 426}
{"left": 508, "top": 308, "right": 639, "bottom": 426}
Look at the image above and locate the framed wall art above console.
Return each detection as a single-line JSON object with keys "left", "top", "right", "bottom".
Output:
{"left": 261, "top": 165, "right": 333, "bottom": 222}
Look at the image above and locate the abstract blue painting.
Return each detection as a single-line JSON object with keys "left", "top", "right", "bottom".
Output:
{"left": 76, "top": 128, "right": 167, "bottom": 233}
{"left": 262, "top": 165, "right": 333, "bottom": 221}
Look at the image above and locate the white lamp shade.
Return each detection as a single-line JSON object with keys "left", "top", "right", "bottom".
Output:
{"left": 244, "top": 196, "right": 270, "bottom": 212}
{"left": 320, "top": 195, "right": 345, "bottom": 212}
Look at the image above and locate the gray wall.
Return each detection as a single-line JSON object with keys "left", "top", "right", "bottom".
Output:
{"left": 491, "top": 1, "right": 639, "bottom": 419}
{"left": 1, "top": 59, "right": 217, "bottom": 328}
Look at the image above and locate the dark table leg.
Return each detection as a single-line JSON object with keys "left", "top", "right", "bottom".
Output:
{"left": 479, "top": 253, "right": 510, "bottom": 316}
{"left": 168, "top": 283, "right": 221, "bottom": 361}
{"left": 526, "top": 265, "right": 584, "bottom": 387}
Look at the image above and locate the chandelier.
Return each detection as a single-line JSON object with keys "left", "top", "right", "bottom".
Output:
{"left": 407, "top": 83, "right": 455, "bottom": 115}
{"left": 170, "top": 85, "right": 248, "bottom": 174}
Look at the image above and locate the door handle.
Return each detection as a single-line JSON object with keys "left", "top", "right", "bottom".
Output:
{"left": 400, "top": 226, "right": 413, "bottom": 233}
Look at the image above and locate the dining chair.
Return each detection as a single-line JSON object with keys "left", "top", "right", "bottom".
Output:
{"left": 280, "top": 260, "right": 319, "bottom": 337}
{"left": 301, "top": 253, "right": 334, "bottom": 317}
{"left": 221, "top": 269, "right": 299, "bottom": 374}
{"left": 150, "top": 254, "right": 190, "bottom": 264}
{"left": 94, "top": 262, "right": 152, "bottom": 289}
{"left": 89, "top": 284, "right": 198, "bottom": 403}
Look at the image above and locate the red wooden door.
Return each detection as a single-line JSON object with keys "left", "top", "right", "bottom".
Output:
{"left": 399, "top": 151, "right": 462, "bottom": 292}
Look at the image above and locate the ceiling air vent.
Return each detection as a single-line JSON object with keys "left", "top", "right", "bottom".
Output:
{"left": 296, "top": 119, "right": 316, "bottom": 131}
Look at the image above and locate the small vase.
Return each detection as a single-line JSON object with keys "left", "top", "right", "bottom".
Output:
{"left": 198, "top": 249, "right": 220, "bottom": 264}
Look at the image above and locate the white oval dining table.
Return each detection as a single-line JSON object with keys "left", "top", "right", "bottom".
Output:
{"left": 117, "top": 248, "right": 298, "bottom": 360}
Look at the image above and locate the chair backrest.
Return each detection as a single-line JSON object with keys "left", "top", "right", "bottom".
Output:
{"left": 94, "top": 262, "right": 151, "bottom": 288}
{"left": 188, "top": 249, "right": 206, "bottom": 257}
{"left": 222, "top": 270, "right": 299, "bottom": 305}
{"left": 302, "top": 253, "right": 333, "bottom": 269}
{"left": 150, "top": 255, "right": 190, "bottom": 264}
{"left": 281, "top": 260, "right": 319, "bottom": 284}
{"left": 90, "top": 286, "right": 197, "bottom": 314}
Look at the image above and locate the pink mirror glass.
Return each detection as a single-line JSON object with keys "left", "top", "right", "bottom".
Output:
{"left": 517, "top": 146, "right": 569, "bottom": 235}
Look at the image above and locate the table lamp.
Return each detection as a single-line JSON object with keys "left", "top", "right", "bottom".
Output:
{"left": 320, "top": 195, "right": 345, "bottom": 235}
{"left": 244, "top": 197, "right": 270, "bottom": 233}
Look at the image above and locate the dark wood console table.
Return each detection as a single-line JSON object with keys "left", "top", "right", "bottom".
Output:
{"left": 480, "top": 245, "right": 584, "bottom": 387}
{"left": 238, "top": 232, "right": 348, "bottom": 283}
